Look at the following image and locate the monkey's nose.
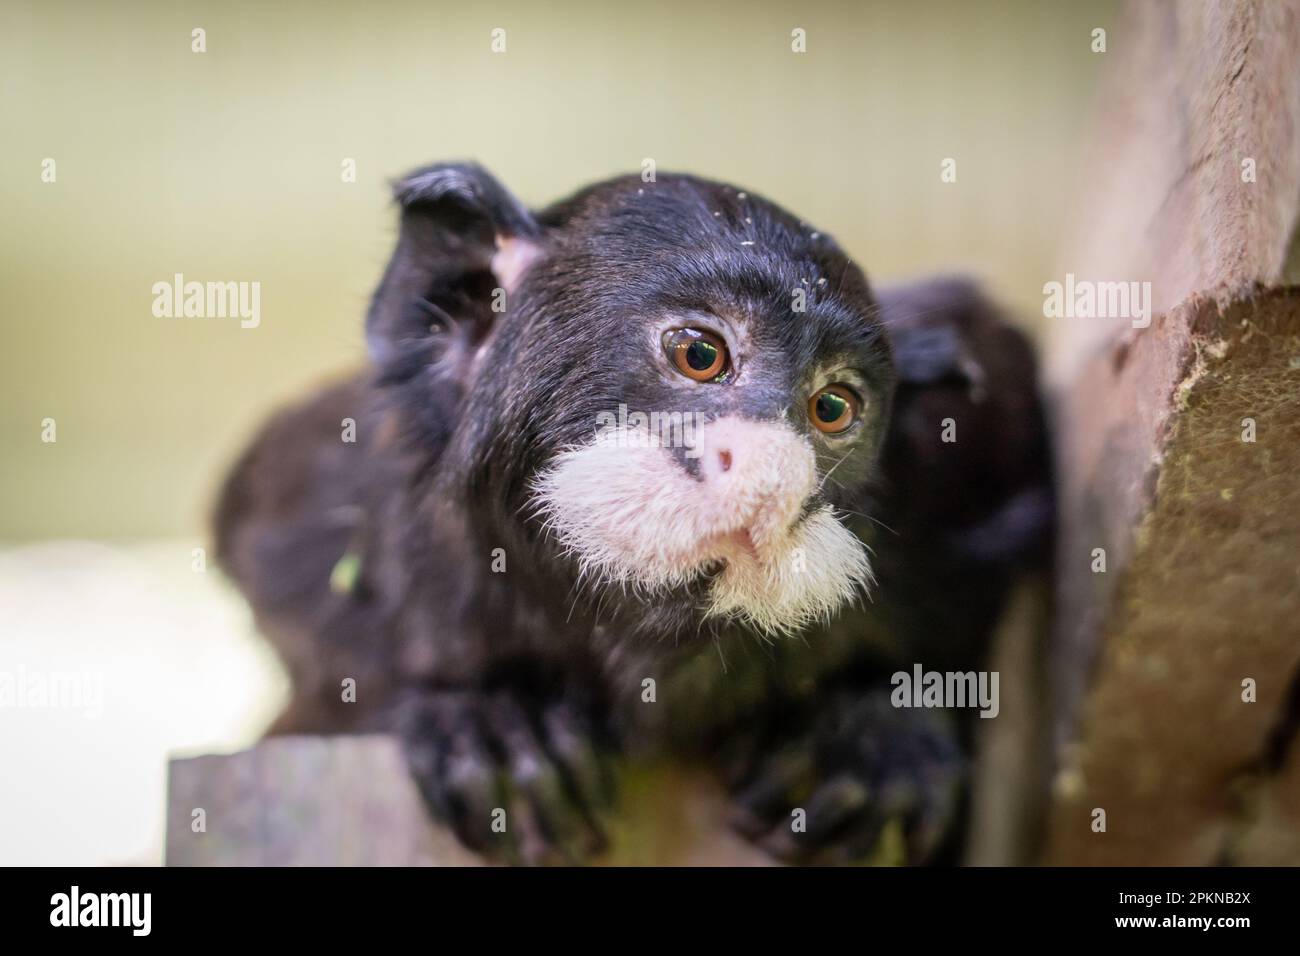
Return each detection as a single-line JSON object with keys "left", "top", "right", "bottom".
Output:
{"left": 700, "top": 420, "right": 750, "bottom": 484}
{"left": 697, "top": 417, "right": 817, "bottom": 548}
{"left": 704, "top": 444, "right": 735, "bottom": 480}
{"left": 699, "top": 418, "right": 779, "bottom": 483}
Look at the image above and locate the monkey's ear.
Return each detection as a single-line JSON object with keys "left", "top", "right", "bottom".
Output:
{"left": 366, "top": 162, "right": 541, "bottom": 364}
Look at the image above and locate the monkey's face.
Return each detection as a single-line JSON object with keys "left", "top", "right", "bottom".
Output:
{"left": 451, "top": 175, "right": 895, "bottom": 637}
{"left": 369, "top": 165, "right": 893, "bottom": 637}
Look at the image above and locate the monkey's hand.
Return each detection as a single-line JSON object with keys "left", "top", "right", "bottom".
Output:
{"left": 728, "top": 688, "right": 965, "bottom": 865}
{"left": 390, "top": 688, "right": 615, "bottom": 865}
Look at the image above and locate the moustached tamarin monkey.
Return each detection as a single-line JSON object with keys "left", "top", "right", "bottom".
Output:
{"left": 215, "top": 163, "right": 1053, "bottom": 865}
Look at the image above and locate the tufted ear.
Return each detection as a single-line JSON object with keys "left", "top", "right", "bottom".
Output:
{"left": 366, "top": 162, "right": 541, "bottom": 366}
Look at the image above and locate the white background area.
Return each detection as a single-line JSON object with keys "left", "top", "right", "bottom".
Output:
{"left": 0, "top": 541, "right": 287, "bottom": 865}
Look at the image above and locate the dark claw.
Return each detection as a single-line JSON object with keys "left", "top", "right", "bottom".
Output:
{"left": 728, "top": 687, "right": 966, "bottom": 865}
{"left": 392, "top": 688, "right": 614, "bottom": 863}
{"left": 801, "top": 774, "right": 871, "bottom": 843}
{"left": 730, "top": 748, "right": 814, "bottom": 838}
{"left": 541, "top": 701, "right": 615, "bottom": 837}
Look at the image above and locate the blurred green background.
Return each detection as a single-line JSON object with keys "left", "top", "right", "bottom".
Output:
{"left": 0, "top": 0, "right": 1115, "bottom": 541}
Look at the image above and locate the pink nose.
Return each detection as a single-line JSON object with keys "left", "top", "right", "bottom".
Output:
{"left": 700, "top": 422, "right": 747, "bottom": 484}
{"left": 695, "top": 417, "right": 816, "bottom": 549}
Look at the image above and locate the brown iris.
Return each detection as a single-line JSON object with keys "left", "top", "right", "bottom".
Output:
{"left": 809, "top": 384, "right": 860, "bottom": 434}
{"left": 664, "top": 328, "right": 729, "bottom": 382}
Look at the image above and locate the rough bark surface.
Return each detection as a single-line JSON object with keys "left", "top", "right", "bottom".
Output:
{"left": 1043, "top": 0, "right": 1300, "bottom": 864}
{"left": 1046, "top": 290, "right": 1300, "bottom": 864}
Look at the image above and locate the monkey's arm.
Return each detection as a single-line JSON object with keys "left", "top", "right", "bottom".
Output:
{"left": 214, "top": 382, "right": 617, "bottom": 863}
{"left": 214, "top": 165, "right": 619, "bottom": 863}
{"left": 213, "top": 374, "right": 404, "bottom": 732}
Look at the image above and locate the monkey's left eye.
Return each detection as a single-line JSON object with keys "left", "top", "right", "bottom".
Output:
{"left": 663, "top": 328, "right": 729, "bottom": 382}
{"left": 809, "top": 384, "right": 860, "bottom": 434}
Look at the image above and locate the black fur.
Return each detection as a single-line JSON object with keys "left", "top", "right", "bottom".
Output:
{"left": 214, "top": 163, "right": 1053, "bottom": 864}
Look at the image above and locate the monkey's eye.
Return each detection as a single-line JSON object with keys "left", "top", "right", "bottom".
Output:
{"left": 809, "top": 384, "right": 860, "bottom": 434}
{"left": 663, "top": 328, "right": 729, "bottom": 382}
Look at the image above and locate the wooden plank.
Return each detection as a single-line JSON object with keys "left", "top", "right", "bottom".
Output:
{"left": 166, "top": 736, "right": 480, "bottom": 866}
{"left": 165, "top": 736, "right": 772, "bottom": 866}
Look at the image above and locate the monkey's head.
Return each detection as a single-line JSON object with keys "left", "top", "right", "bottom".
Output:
{"left": 368, "top": 164, "right": 893, "bottom": 638}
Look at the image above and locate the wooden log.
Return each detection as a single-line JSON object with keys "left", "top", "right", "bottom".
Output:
{"left": 1047, "top": 290, "right": 1300, "bottom": 865}
{"left": 1044, "top": 0, "right": 1300, "bottom": 864}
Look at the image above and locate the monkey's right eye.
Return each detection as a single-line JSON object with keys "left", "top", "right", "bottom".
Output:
{"left": 663, "top": 328, "right": 729, "bottom": 382}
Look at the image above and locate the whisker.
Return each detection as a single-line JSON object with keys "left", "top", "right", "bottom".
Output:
{"left": 817, "top": 450, "right": 854, "bottom": 495}
{"left": 834, "top": 507, "right": 898, "bottom": 537}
